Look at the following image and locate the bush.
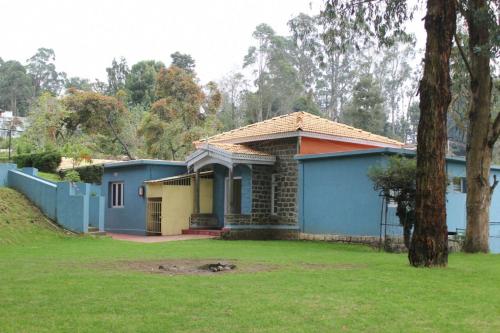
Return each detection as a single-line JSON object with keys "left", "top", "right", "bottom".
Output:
{"left": 13, "top": 151, "right": 62, "bottom": 173}
{"left": 63, "top": 170, "right": 81, "bottom": 182}
{"left": 58, "top": 164, "right": 103, "bottom": 184}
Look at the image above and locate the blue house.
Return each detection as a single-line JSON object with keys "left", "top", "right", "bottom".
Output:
{"left": 296, "top": 148, "right": 500, "bottom": 252}
{"left": 102, "top": 159, "right": 186, "bottom": 235}
{"left": 97, "top": 112, "right": 500, "bottom": 252}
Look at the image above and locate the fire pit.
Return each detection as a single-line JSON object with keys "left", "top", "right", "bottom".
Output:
{"left": 199, "top": 262, "right": 237, "bottom": 272}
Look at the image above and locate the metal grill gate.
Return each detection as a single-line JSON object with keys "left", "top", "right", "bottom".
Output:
{"left": 147, "top": 198, "right": 162, "bottom": 234}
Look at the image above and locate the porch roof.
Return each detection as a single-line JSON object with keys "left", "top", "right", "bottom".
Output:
{"left": 186, "top": 142, "right": 276, "bottom": 171}
{"left": 145, "top": 170, "right": 213, "bottom": 184}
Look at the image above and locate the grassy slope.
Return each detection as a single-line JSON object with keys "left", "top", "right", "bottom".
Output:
{"left": 0, "top": 194, "right": 499, "bottom": 332}
{"left": 0, "top": 187, "right": 67, "bottom": 245}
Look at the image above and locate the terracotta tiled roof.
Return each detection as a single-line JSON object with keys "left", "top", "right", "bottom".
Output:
{"left": 195, "top": 142, "right": 272, "bottom": 156}
{"left": 199, "top": 111, "right": 403, "bottom": 146}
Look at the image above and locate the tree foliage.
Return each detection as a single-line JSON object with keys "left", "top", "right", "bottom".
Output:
{"left": 369, "top": 156, "right": 416, "bottom": 249}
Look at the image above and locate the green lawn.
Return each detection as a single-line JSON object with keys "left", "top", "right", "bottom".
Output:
{"left": 1, "top": 189, "right": 499, "bottom": 332}
{"left": 37, "top": 171, "right": 62, "bottom": 182}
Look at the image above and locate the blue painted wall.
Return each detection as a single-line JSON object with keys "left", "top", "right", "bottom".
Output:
{"left": 102, "top": 163, "right": 186, "bottom": 234}
{"left": 0, "top": 163, "right": 16, "bottom": 186}
{"left": 297, "top": 150, "right": 500, "bottom": 253}
{"left": 299, "top": 154, "right": 386, "bottom": 236}
{"left": 8, "top": 168, "right": 58, "bottom": 220}
{"left": 212, "top": 164, "right": 252, "bottom": 227}
{"left": 5, "top": 167, "right": 104, "bottom": 233}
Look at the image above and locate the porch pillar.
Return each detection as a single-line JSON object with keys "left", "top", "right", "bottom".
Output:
{"left": 227, "top": 167, "right": 234, "bottom": 214}
{"left": 194, "top": 170, "right": 200, "bottom": 214}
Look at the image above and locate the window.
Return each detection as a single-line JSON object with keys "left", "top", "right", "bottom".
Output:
{"left": 452, "top": 177, "right": 467, "bottom": 193}
{"left": 110, "top": 182, "right": 124, "bottom": 208}
{"left": 271, "top": 174, "right": 278, "bottom": 215}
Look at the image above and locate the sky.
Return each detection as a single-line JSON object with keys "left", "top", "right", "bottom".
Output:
{"left": 0, "top": 0, "right": 425, "bottom": 84}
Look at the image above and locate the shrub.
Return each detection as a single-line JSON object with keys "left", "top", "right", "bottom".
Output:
{"left": 63, "top": 170, "right": 81, "bottom": 183}
{"left": 13, "top": 151, "right": 62, "bottom": 173}
{"left": 58, "top": 164, "right": 103, "bottom": 184}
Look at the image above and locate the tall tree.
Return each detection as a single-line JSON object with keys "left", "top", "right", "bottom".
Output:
{"left": 139, "top": 65, "right": 216, "bottom": 160}
{"left": 65, "top": 77, "right": 93, "bottom": 91}
{"left": 244, "top": 24, "right": 305, "bottom": 122}
{"left": 218, "top": 71, "right": 247, "bottom": 129}
{"left": 409, "top": 0, "right": 457, "bottom": 266}
{"left": 374, "top": 38, "right": 416, "bottom": 137}
{"left": 106, "top": 57, "right": 129, "bottom": 95}
{"left": 26, "top": 48, "right": 66, "bottom": 97}
{"left": 0, "top": 60, "right": 32, "bottom": 116}
{"left": 322, "top": 0, "right": 456, "bottom": 267}
{"left": 63, "top": 90, "right": 133, "bottom": 159}
{"left": 458, "top": 0, "right": 500, "bottom": 252}
{"left": 170, "top": 52, "right": 196, "bottom": 74}
{"left": 125, "top": 60, "right": 165, "bottom": 106}
{"left": 288, "top": 13, "right": 322, "bottom": 91}
{"left": 342, "top": 74, "right": 386, "bottom": 135}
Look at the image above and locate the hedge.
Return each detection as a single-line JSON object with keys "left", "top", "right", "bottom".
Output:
{"left": 13, "top": 151, "right": 62, "bottom": 173}
{"left": 59, "top": 164, "right": 103, "bottom": 184}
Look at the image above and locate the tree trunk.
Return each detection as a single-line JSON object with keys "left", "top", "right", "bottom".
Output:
{"left": 408, "top": 0, "right": 456, "bottom": 267}
{"left": 463, "top": 0, "right": 494, "bottom": 253}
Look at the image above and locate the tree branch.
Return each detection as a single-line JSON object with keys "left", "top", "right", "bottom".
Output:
{"left": 105, "top": 112, "right": 134, "bottom": 160}
{"left": 491, "top": 174, "right": 499, "bottom": 194}
{"left": 454, "top": 32, "right": 473, "bottom": 79}
{"left": 490, "top": 112, "right": 500, "bottom": 146}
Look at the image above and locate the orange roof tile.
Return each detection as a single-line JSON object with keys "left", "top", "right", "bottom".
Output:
{"left": 199, "top": 112, "right": 403, "bottom": 146}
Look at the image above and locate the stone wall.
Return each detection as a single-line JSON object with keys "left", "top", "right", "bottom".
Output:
{"left": 248, "top": 138, "right": 299, "bottom": 225}
{"left": 224, "top": 214, "right": 252, "bottom": 225}
{"left": 251, "top": 165, "right": 273, "bottom": 224}
{"left": 223, "top": 228, "right": 299, "bottom": 240}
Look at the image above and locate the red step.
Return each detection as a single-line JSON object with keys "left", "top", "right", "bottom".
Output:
{"left": 182, "top": 228, "right": 229, "bottom": 237}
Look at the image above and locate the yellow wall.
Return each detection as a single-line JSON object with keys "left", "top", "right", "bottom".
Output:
{"left": 145, "top": 178, "right": 214, "bottom": 236}
{"left": 200, "top": 178, "right": 213, "bottom": 214}
{"left": 162, "top": 184, "right": 193, "bottom": 235}
{"left": 146, "top": 183, "right": 163, "bottom": 198}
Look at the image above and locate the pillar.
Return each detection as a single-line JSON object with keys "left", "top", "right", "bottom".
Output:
{"left": 194, "top": 170, "right": 200, "bottom": 214}
{"left": 227, "top": 167, "right": 234, "bottom": 214}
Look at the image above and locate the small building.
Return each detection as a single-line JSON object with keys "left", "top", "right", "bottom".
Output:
{"left": 178, "top": 111, "right": 404, "bottom": 238}
{"left": 0, "top": 111, "right": 27, "bottom": 138}
{"left": 102, "top": 159, "right": 186, "bottom": 235}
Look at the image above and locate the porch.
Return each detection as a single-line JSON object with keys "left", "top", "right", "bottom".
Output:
{"left": 144, "top": 143, "right": 276, "bottom": 236}
{"left": 187, "top": 143, "right": 276, "bottom": 230}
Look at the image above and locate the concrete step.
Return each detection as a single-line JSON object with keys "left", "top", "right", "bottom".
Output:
{"left": 88, "top": 226, "right": 106, "bottom": 236}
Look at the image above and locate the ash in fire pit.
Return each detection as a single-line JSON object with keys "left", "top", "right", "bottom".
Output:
{"left": 200, "top": 262, "right": 237, "bottom": 272}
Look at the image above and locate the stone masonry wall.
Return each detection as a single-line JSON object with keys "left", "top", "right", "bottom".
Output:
{"left": 224, "top": 214, "right": 252, "bottom": 225}
{"left": 247, "top": 138, "right": 299, "bottom": 225}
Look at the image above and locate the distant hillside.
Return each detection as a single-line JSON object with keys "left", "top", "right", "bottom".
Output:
{"left": 0, "top": 188, "right": 68, "bottom": 245}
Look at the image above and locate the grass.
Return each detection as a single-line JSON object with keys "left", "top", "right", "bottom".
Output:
{"left": 37, "top": 171, "right": 62, "bottom": 182}
{"left": 1, "top": 188, "right": 500, "bottom": 332}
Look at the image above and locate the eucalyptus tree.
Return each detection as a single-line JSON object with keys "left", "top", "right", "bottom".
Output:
{"left": 0, "top": 60, "right": 32, "bottom": 116}
{"left": 244, "top": 23, "right": 305, "bottom": 122}
{"left": 322, "top": 0, "right": 457, "bottom": 267}
{"left": 218, "top": 71, "right": 247, "bottom": 130}
{"left": 106, "top": 57, "right": 129, "bottom": 96}
{"left": 455, "top": 0, "right": 500, "bottom": 253}
{"left": 125, "top": 60, "right": 165, "bottom": 107}
{"left": 170, "top": 52, "right": 196, "bottom": 74}
{"left": 26, "top": 48, "right": 66, "bottom": 97}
